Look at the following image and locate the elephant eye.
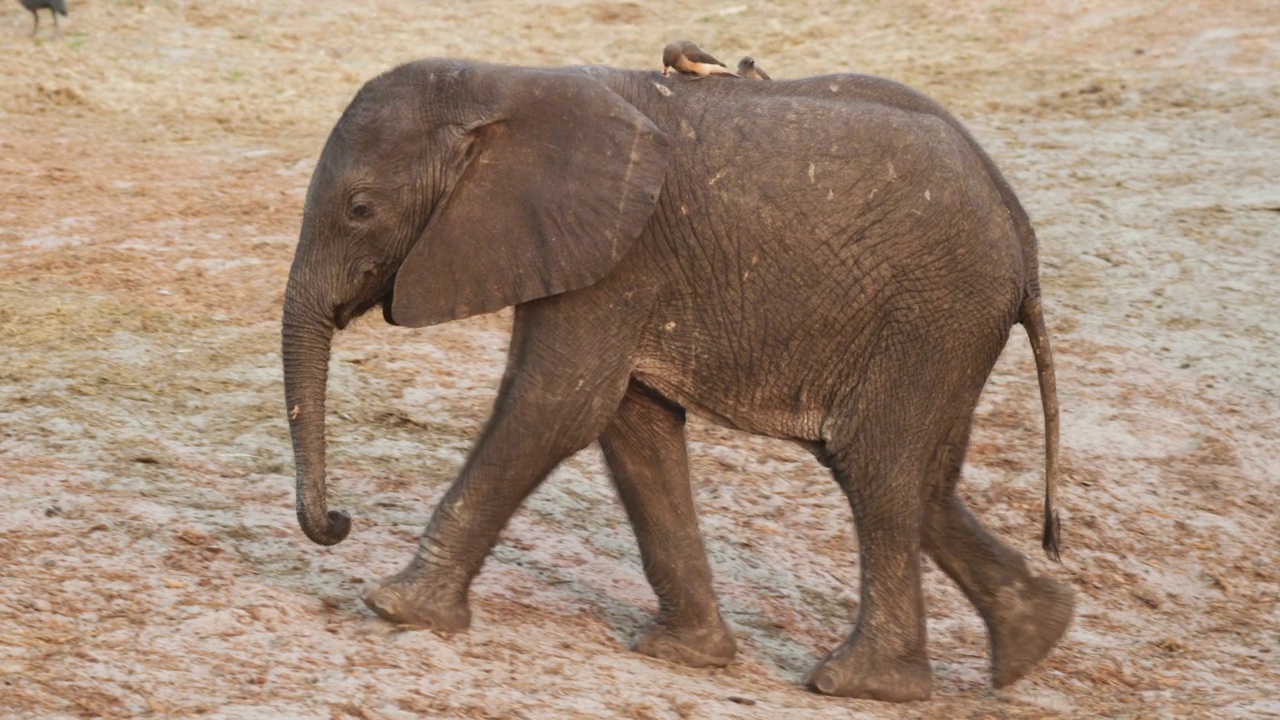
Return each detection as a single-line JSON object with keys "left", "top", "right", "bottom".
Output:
{"left": 349, "top": 201, "right": 373, "bottom": 221}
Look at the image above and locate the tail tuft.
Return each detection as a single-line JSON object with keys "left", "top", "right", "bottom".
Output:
{"left": 1042, "top": 506, "right": 1061, "bottom": 563}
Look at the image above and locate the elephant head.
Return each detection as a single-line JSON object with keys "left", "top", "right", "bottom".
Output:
{"left": 282, "top": 61, "right": 670, "bottom": 545}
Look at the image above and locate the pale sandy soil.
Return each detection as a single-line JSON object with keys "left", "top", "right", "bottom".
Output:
{"left": 1, "top": 1, "right": 1278, "bottom": 718}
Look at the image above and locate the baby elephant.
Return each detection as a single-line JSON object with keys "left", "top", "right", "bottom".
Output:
{"left": 282, "top": 58, "right": 1073, "bottom": 702}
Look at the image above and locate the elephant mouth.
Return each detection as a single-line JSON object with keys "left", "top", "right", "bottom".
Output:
{"left": 381, "top": 273, "right": 397, "bottom": 326}
{"left": 333, "top": 303, "right": 360, "bottom": 331}
{"left": 334, "top": 273, "right": 398, "bottom": 330}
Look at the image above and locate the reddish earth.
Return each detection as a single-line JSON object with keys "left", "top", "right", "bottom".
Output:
{"left": 1, "top": 1, "right": 1277, "bottom": 718}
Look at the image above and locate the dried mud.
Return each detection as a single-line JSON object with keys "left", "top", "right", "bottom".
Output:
{"left": 1, "top": 1, "right": 1278, "bottom": 718}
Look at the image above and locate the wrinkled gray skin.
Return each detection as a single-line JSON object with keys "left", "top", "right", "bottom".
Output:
{"left": 282, "top": 59, "right": 1073, "bottom": 702}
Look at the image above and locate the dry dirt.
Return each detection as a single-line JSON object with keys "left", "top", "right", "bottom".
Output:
{"left": 1, "top": 0, "right": 1278, "bottom": 718}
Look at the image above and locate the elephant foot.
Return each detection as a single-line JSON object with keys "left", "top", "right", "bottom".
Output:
{"left": 989, "top": 574, "right": 1074, "bottom": 688}
{"left": 633, "top": 616, "right": 736, "bottom": 668}
{"left": 362, "top": 574, "right": 471, "bottom": 633}
{"left": 806, "top": 643, "right": 932, "bottom": 702}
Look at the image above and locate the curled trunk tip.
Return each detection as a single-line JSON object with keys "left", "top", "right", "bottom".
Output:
{"left": 297, "top": 504, "right": 352, "bottom": 546}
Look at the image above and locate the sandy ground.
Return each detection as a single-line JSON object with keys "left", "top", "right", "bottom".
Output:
{"left": 2, "top": 0, "right": 1278, "bottom": 717}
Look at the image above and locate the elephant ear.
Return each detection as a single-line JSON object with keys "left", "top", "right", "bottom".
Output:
{"left": 390, "top": 68, "right": 670, "bottom": 327}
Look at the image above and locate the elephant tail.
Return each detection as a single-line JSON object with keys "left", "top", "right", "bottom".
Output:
{"left": 1019, "top": 289, "right": 1062, "bottom": 561}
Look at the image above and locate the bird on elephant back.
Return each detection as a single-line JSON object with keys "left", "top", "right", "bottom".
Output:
{"left": 280, "top": 57, "right": 1072, "bottom": 703}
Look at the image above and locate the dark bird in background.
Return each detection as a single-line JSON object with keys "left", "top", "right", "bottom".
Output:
{"left": 662, "top": 40, "right": 739, "bottom": 79}
{"left": 737, "top": 56, "right": 772, "bottom": 81}
{"left": 16, "top": 0, "right": 67, "bottom": 36}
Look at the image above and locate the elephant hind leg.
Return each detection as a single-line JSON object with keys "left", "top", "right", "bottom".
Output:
{"left": 805, "top": 334, "right": 1003, "bottom": 702}
{"left": 806, "top": 451, "right": 934, "bottom": 701}
{"left": 805, "top": 397, "right": 939, "bottom": 702}
{"left": 923, "top": 493, "right": 1074, "bottom": 688}
{"left": 922, "top": 419, "right": 1073, "bottom": 689}
{"left": 599, "top": 381, "right": 735, "bottom": 667}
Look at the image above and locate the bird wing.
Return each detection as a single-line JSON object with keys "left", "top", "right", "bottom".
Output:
{"left": 50, "top": 0, "right": 68, "bottom": 15}
{"left": 684, "top": 47, "right": 727, "bottom": 68}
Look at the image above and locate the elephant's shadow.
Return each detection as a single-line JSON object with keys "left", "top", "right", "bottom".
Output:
{"left": 481, "top": 527, "right": 845, "bottom": 683}
{"left": 461, "top": 436, "right": 863, "bottom": 683}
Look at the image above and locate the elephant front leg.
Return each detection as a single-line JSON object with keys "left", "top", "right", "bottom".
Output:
{"left": 362, "top": 299, "right": 639, "bottom": 632}
{"left": 361, "top": 412, "right": 578, "bottom": 631}
{"left": 599, "top": 382, "right": 736, "bottom": 668}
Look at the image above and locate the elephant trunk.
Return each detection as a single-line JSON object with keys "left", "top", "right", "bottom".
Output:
{"left": 282, "top": 276, "right": 351, "bottom": 546}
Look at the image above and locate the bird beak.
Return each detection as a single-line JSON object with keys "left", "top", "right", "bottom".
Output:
{"left": 662, "top": 67, "right": 669, "bottom": 76}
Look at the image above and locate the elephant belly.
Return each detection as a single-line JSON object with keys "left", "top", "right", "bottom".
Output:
{"left": 633, "top": 359, "right": 831, "bottom": 441}
{"left": 631, "top": 302, "right": 871, "bottom": 443}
